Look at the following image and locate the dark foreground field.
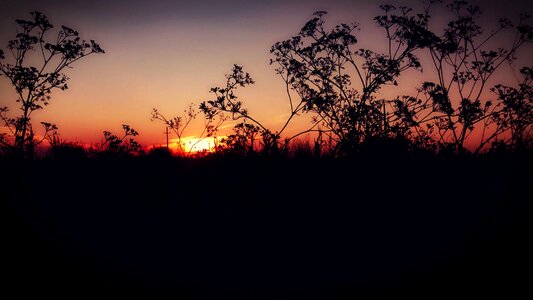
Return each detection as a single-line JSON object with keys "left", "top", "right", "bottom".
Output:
{"left": 2, "top": 153, "right": 531, "bottom": 298}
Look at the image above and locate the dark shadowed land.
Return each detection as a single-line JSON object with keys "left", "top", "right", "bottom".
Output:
{"left": 1, "top": 152, "right": 530, "bottom": 299}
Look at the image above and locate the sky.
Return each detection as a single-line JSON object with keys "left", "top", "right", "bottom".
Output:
{"left": 1, "top": 0, "right": 532, "bottom": 149}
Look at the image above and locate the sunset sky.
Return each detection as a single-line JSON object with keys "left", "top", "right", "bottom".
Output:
{"left": 1, "top": 0, "right": 532, "bottom": 149}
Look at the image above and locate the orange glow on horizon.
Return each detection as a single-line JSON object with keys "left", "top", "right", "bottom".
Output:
{"left": 147, "top": 136, "right": 226, "bottom": 155}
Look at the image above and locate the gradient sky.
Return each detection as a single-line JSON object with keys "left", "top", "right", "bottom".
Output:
{"left": 1, "top": 0, "right": 532, "bottom": 148}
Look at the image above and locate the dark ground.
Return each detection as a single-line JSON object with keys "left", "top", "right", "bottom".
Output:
{"left": 1, "top": 153, "right": 531, "bottom": 299}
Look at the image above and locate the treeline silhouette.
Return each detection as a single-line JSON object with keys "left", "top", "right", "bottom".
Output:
{"left": 1, "top": 1, "right": 531, "bottom": 298}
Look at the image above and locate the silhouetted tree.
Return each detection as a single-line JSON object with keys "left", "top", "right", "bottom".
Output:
{"left": 0, "top": 11, "right": 104, "bottom": 158}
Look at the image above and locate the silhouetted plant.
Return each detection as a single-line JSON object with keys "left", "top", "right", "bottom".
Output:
{"left": 95, "top": 124, "right": 141, "bottom": 157}
{"left": 152, "top": 103, "right": 227, "bottom": 155}
{"left": 0, "top": 108, "right": 61, "bottom": 157}
{"left": 389, "top": 1, "right": 533, "bottom": 154}
{"left": 199, "top": 65, "right": 276, "bottom": 154}
{"left": 162, "top": 1, "right": 533, "bottom": 158}
{"left": 199, "top": 64, "right": 326, "bottom": 156}
{"left": 270, "top": 6, "right": 436, "bottom": 155}
{"left": 270, "top": 1, "right": 533, "bottom": 156}
{"left": 151, "top": 103, "right": 198, "bottom": 154}
{"left": 38, "top": 127, "right": 88, "bottom": 159}
{"left": 146, "top": 146, "right": 173, "bottom": 159}
{"left": 215, "top": 122, "right": 261, "bottom": 156}
{"left": 48, "top": 139, "right": 87, "bottom": 160}
{"left": 481, "top": 67, "right": 533, "bottom": 152}
{"left": 288, "top": 138, "right": 314, "bottom": 158}
{"left": 199, "top": 5, "right": 441, "bottom": 156}
{"left": 0, "top": 11, "right": 104, "bottom": 158}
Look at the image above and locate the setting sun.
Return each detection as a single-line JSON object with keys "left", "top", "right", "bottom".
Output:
{"left": 182, "top": 137, "right": 216, "bottom": 153}
{"left": 162, "top": 136, "right": 226, "bottom": 154}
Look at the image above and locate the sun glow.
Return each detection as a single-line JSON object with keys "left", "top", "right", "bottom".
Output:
{"left": 182, "top": 137, "right": 214, "bottom": 153}
{"left": 160, "top": 136, "right": 225, "bottom": 154}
